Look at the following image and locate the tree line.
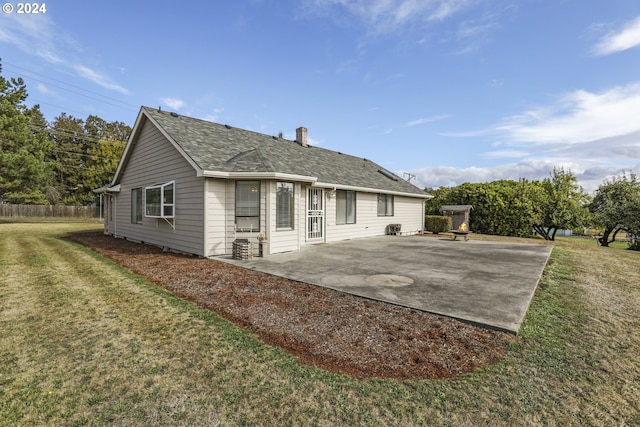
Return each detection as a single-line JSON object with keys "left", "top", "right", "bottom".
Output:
{"left": 0, "top": 67, "right": 130, "bottom": 206}
{"left": 3, "top": 66, "right": 638, "bottom": 248}
{"left": 426, "top": 169, "right": 640, "bottom": 249}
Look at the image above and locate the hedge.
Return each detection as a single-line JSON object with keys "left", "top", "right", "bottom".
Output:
{"left": 425, "top": 215, "right": 452, "bottom": 234}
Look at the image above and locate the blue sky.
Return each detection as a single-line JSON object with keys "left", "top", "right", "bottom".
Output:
{"left": 2, "top": 0, "right": 640, "bottom": 193}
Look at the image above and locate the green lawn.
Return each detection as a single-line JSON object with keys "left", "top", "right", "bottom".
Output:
{"left": 1, "top": 223, "right": 638, "bottom": 426}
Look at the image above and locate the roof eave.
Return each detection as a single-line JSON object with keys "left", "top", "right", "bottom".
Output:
{"left": 314, "top": 181, "right": 432, "bottom": 199}
{"left": 93, "top": 184, "right": 121, "bottom": 194}
{"left": 201, "top": 170, "right": 318, "bottom": 183}
{"left": 109, "top": 108, "right": 147, "bottom": 186}
{"left": 110, "top": 107, "right": 204, "bottom": 186}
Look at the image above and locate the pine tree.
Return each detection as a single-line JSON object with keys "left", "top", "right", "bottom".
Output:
{"left": 0, "top": 65, "right": 53, "bottom": 204}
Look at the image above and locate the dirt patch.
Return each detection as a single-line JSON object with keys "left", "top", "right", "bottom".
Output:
{"left": 65, "top": 231, "right": 515, "bottom": 380}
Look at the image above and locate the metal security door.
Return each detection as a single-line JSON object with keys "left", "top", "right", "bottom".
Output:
{"left": 307, "top": 188, "right": 324, "bottom": 241}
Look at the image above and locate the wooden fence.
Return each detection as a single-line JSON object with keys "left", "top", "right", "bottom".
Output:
{"left": 0, "top": 204, "right": 100, "bottom": 218}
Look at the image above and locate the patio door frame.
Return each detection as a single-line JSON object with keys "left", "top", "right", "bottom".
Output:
{"left": 306, "top": 187, "right": 325, "bottom": 242}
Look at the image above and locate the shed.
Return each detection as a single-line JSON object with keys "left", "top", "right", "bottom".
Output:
{"left": 439, "top": 205, "right": 473, "bottom": 231}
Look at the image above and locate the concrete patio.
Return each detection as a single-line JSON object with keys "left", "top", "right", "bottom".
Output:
{"left": 222, "top": 235, "right": 552, "bottom": 333}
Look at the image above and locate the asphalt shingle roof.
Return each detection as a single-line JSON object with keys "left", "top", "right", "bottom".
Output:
{"left": 142, "top": 106, "right": 427, "bottom": 197}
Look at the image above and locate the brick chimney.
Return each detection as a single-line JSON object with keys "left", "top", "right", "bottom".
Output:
{"left": 296, "top": 127, "right": 308, "bottom": 147}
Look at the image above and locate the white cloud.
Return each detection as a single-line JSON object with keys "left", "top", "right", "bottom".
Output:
{"left": 35, "top": 83, "right": 53, "bottom": 95}
{"left": 453, "top": 14, "right": 500, "bottom": 54}
{"left": 457, "top": 19, "right": 497, "bottom": 39}
{"left": 495, "top": 83, "right": 640, "bottom": 146}
{"left": 0, "top": 11, "right": 129, "bottom": 95}
{"left": 35, "top": 49, "right": 63, "bottom": 64}
{"left": 428, "top": 0, "right": 470, "bottom": 22}
{"left": 162, "top": 98, "right": 186, "bottom": 110}
{"left": 410, "top": 161, "right": 544, "bottom": 190}
{"left": 480, "top": 149, "right": 528, "bottom": 159}
{"left": 593, "top": 16, "right": 640, "bottom": 55}
{"left": 306, "top": 0, "right": 471, "bottom": 33}
{"left": 413, "top": 82, "right": 640, "bottom": 193}
{"left": 201, "top": 107, "right": 225, "bottom": 122}
{"left": 409, "top": 159, "right": 609, "bottom": 192}
{"left": 0, "top": 13, "right": 59, "bottom": 61}
{"left": 405, "top": 114, "right": 451, "bottom": 127}
{"left": 74, "top": 65, "right": 130, "bottom": 95}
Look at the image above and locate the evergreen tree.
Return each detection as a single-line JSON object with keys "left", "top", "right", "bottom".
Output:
{"left": 0, "top": 67, "right": 53, "bottom": 204}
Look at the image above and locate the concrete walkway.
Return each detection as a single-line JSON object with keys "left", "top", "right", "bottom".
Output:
{"left": 222, "top": 235, "right": 552, "bottom": 333}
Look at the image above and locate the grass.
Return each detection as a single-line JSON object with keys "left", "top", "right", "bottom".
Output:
{"left": 0, "top": 217, "right": 102, "bottom": 224}
{"left": 1, "top": 223, "right": 638, "bottom": 426}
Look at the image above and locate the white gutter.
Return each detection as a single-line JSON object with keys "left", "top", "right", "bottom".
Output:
{"left": 200, "top": 172, "right": 431, "bottom": 198}
{"left": 313, "top": 181, "right": 432, "bottom": 199}
{"left": 200, "top": 170, "right": 318, "bottom": 183}
{"left": 93, "top": 184, "right": 121, "bottom": 194}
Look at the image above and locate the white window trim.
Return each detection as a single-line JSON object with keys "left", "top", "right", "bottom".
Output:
{"left": 235, "top": 180, "right": 261, "bottom": 232}
{"left": 276, "top": 181, "right": 295, "bottom": 231}
{"left": 377, "top": 193, "right": 394, "bottom": 217}
{"left": 145, "top": 181, "right": 175, "bottom": 219}
{"left": 131, "top": 187, "right": 143, "bottom": 224}
{"left": 336, "top": 189, "right": 356, "bottom": 225}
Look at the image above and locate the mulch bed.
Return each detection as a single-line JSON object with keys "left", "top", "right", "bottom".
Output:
{"left": 65, "top": 231, "right": 515, "bottom": 380}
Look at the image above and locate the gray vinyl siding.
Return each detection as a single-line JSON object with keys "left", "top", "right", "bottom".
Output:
{"left": 112, "top": 120, "right": 205, "bottom": 256}
{"left": 325, "top": 192, "right": 423, "bottom": 243}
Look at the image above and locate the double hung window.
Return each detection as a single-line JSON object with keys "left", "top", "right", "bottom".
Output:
{"left": 377, "top": 194, "right": 394, "bottom": 216}
{"left": 336, "top": 190, "right": 356, "bottom": 224}
{"left": 276, "top": 182, "right": 294, "bottom": 230}
{"left": 236, "top": 181, "right": 260, "bottom": 231}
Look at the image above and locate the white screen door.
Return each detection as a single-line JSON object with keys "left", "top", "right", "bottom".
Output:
{"left": 307, "top": 188, "right": 324, "bottom": 241}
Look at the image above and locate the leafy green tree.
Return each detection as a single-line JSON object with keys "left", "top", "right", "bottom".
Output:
{"left": 0, "top": 70, "right": 53, "bottom": 204}
{"left": 425, "top": 170, "right": 589, "bottom": 240}
{"left": 532, "top": 168, "right": 590, "bottom": 240}
{"left": 590, "top": 172, "right": 640, "bottom": 248}
{"left": 82, "top": 138, "right": 126, "bottom": 192}
{"left": 49, "top": 113, "right": 89, "bottom": 204}
{"left": 49, "top": 113, "right": 131, "bottom": 205}
{"left": 1, "top": 62, "right": 131, "bottom": 206}
{"left": 426, "top": 180, "right": 546, "bottom": 237}
{"left": 85, "top": 115, "right": 131, "bottom": 141}
{"left": 626, "top": 201, "right": 640, "bottom": 250}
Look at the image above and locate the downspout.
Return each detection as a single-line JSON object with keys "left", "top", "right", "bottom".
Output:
{"left": 422, "top": 198, "right": 426, "bottom": 233}
{"left": 225, "top": 181, "right": 229, "bottom": 254}
{"left": 264, "top": 181, "right": 270, "bottom": 255}
{"left": 203, "top": 179, "right": 207, "bottom": 257}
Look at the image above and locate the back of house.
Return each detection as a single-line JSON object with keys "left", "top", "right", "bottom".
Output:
{"left": 95, "top": 106, "right": 430, "bottom": 257}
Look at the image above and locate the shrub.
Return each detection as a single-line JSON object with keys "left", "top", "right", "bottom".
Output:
{"left": 425, "top": 215, "right": 452, "bottom": 234}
